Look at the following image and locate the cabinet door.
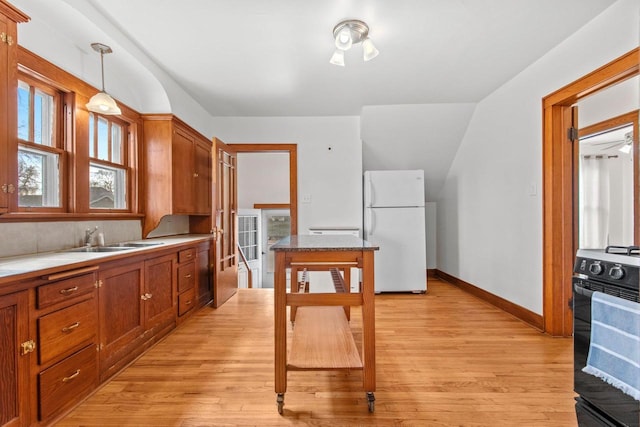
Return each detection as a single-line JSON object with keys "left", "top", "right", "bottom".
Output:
{"left": 171, "top": 128, "right": 195, "bottom": 214}
{"left": 144, "top": 254, "right": 176, "bottom": 334}
{"left": 98, "top": 262, "right": 144, "bottom": 381}
{"left": 197, "top": 245, "right": 212, "bottom": 306}
{"left": 0, "top": 291, "right": 30, "bottom": 427}
{"left": 194, "top": 139, "right": 211, "bottom": 214}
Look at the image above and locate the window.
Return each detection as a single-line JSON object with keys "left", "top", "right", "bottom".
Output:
{"left": 17, "top": 77, "right": 63, "bottom": 208}
{"left": 88, "top": 113, "right": 128, "bottom": 209}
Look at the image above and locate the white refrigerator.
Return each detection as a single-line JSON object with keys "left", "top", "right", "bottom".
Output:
{"left": 363, "top": 170, "right": 427, "bottom": 293}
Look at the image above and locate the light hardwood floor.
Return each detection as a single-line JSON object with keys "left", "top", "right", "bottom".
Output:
{"left": 56, "top": 279, "right": 576, "bottom": 426}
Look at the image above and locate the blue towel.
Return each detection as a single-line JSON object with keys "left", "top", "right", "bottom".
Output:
{"left": 583, "top": 291, "right": 640, "bottom": 401}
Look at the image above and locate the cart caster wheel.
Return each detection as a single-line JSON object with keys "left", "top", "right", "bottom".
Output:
{"left": 277, "top": 393, "right": 284, "bottom": 414}
{"left": 366, "top": 392, "right": 375, "bottom": 413}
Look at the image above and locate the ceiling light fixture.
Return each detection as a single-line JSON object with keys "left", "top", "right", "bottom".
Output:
{"left": 330, "top": 19, "right": 379, "bottom": 66}
{"left": 86, "top": 43, "right": 122, "bottom": 115}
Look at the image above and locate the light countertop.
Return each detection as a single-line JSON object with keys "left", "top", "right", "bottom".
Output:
{"left": 0, "top": 234, "right": 212, "bottom": 284}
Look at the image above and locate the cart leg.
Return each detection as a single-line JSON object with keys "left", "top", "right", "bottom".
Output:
{"left": 366, "top": 392, "right": 375, "bottom": 412}
{"left": 277, "top": 393, "right": 285, "bottom": 414}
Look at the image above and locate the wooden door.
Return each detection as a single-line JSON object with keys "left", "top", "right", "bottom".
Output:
{"left": 197, "top": 243, "right": 212, "bottom": 306}
{"left": 213, "top": 138, "right": 238, "bottom": 307}
{"left": 0, "top": 291, "right": 30, "bottom": 427}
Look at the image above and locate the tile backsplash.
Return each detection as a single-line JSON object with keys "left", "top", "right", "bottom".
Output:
{"left": 0, "top": 220, "right": 142, "bottom": 258}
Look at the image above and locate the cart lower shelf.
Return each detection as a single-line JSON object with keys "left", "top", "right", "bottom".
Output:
{"left": 288, "top": 306, "right": 362, "bottom": 370}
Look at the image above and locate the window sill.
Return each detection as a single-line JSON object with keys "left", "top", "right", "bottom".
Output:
{"left": 0, "top": 212, "right": 145, "bottom": 222}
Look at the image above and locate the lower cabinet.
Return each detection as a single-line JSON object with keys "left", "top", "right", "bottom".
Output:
{"left": 197, "top": 242, "right": 212, "bottom": 307}
{"left": 0, "top": 290, "right": 31, "bottom": 427}
{"left": 143, "top": 253, "right": 176, "bottom": 336}
{"left": 34, "top": 269, "right": 99, "bottom": 424}
{"left": 0, "top": 239, "right": 211, "bottom": 427}
{"left": 98, "top": 261, "right": 145, "bottom": 382}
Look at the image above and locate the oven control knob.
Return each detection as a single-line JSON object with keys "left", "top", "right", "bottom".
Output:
{"left": 589, "top": 263, "right": 603, "bottom": 275}
{"left": 609, "top": 266, "right": 624, "bottom": 280}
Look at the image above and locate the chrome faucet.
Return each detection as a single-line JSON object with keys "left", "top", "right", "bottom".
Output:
{"left": 85, "top": 226, "right": 99, "bottom": 246}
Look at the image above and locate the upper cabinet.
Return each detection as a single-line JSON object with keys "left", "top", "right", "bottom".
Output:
{"left": 0, "top": 1, "right": 28, "bottom": 213}
{"left": 142, "top": 114, "right": 212, "bottom": 237}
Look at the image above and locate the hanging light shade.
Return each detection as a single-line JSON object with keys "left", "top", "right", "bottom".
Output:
{"left": 86, "top": 43, "right": 122, "bottom": 115}
{"left": 329, "top": 19, "right": 379, "bottom": 66}
{"left": 329, "top": 49, "right": 345, "bottom": 66}
{"left": 362, "top": 38, "right": 379, "bottom": 61}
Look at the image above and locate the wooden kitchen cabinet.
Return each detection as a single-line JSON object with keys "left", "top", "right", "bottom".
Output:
{"left": 97, "top": 261, "right": 145, "bottom": 382}
{"left": 0, "top": 239, "right": 211, "bottom": 426}
{"left": 0, "top": 2, "right": 28, "bottom": 213}
{"left": 34, "top": 268, "right": 99, "bottom": 423}
{"left": 176, "top": 247, "right": 197, "bottom": 321}
{"left": 99, "top": 253, "right": 178, "bottom": 381}
{"left": 0, "top": 290, "right": 31, "bottom": 427}
{"left": 142, "top": 114, "right": 212, "bottom": 237}
{"left": 196, "top": 241, "right": 212, "bottom": 307}
{"left": 143, "top": 253, "right": 176, "bottom": 337}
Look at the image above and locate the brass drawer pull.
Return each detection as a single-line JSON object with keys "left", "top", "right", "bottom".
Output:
{"left": 59, "top": 286, "right": 79, "bottom": 295}
{"left": 62, "top": 369, "right": 80, "bottom": 383}
{"left": 185, "top": 300, "right": 192, "bottom": 305}
{"left": 61, "top": 322, "right": 80, "bottom": 333}
{"left": 184, "top": 274, "right": 192, "bottom": 279}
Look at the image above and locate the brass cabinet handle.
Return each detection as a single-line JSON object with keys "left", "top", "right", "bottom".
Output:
{"left": 141, "top": 293, "right": 153, "bottom": 301}
{"left": 62, "top": 322, "right": 80, "bottom": 333}
{"left": 20, "top": 340, "right": 36, "bottom": 355}
{"left": 62, "top": 369, "right": 80, "bottom": 382}
{"left": 59, "top": 286, "right": 79, "bottom": 295}
{"left": 185, "top": 274, "right": 192, "bottom": 279}
{"left": 185, "top": 300, "right": 192, "bottom": 306}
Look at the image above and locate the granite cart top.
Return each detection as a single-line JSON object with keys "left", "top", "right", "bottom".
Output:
{"left": 270, "top": 235, "right": 379, "bottom": 252}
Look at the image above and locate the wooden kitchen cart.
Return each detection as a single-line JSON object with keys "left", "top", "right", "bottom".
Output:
{"left": 271, "top": 235, "right": 379, "bottom": 414}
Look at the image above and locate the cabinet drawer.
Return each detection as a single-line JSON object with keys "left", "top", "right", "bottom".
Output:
{"left": 38, "top": 299, "right": 97, "bottom": 365}
{"left": 177, "top": 262, "right": 195, "bottom": 293}
{"left": 39, "top": 344, "right": 97, "bottom": 421}
{"left": 37, "top": 272, "right": 96, "bottom": 309}
{"left": 178, "top": 248, "right": 195, "bottom": 263}
{"left": 178, "top": 288, "right": 196, "bottom": 316}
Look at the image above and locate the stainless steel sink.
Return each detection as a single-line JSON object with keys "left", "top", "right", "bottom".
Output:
{"left": 65, "top": 246, "right": 134, "bottom": 253}
{"left": 119, "top": 242, "right": 163, "bottom": 247}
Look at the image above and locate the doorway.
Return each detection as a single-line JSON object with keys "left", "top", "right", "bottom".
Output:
{"left": 230, "top": 143, "right": 298, "bottom": 288}
{"left": 578, "top": 113, "right": 637, "bottom": 249}
{"left": 542, "top": 48, "right": 639, "bottom": 336}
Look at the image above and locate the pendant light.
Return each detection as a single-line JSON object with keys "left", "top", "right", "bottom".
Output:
{"left": 86, "top": 43, "right": 122, "bottom": 115}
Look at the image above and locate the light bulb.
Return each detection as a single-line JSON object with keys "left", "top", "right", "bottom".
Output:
{"left": 330, "top": 49, "right": 345, "bottom": 66}
{"left": 335, "top": 26, "right": 352, "bottom": 50}
{"left": 362, "top": 38, "right": 379, "bottom": 61}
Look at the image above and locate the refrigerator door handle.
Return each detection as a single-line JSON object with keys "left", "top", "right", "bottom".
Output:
{"left": 365, "top": 176, "right": 375, "bottom": 207}
{"left": 368, "top": 209, "right": 376, "bottom": 235}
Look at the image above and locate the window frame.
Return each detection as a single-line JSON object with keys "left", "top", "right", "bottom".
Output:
{"left": 16, "top": 72, "right": 66, "bottom": 213}
{"left": 87, "top": 112, "right": 132, "bottom": 213}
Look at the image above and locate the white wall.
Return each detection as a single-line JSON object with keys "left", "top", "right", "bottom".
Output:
{"left": 211, "top": 117, "right": 362, "bottom": 235}
{"left": 237, "top": 152, "right": 290, "bottom": 209}
{"left": 425, "top": 202, "right": 437, "bottom": 270}
{"left": 437, "top": 0, "right": 639, "bottom": 315}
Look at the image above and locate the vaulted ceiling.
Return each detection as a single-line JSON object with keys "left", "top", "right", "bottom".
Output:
{"left": 11, "top": 0, "right": 618, "bottom": 200}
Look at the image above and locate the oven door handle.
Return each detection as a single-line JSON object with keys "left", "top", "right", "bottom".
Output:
{"left": 574, "top": 283, "right": 594, "bottom": 298}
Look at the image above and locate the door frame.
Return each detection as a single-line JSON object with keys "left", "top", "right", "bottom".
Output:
{"left": 542, "top": 47, "right": 639, "bottom": 336}
{"left": 229, "top": 143, "right": 298, "bottom": 236}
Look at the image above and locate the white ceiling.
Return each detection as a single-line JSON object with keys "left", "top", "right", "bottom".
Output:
{"left": 69, "top": 0, "right": 616, "bottom": 117}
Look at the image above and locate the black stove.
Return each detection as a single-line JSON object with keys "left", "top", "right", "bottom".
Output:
{"left": 573, "top": 245, "right": 640, "bottom": 426}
